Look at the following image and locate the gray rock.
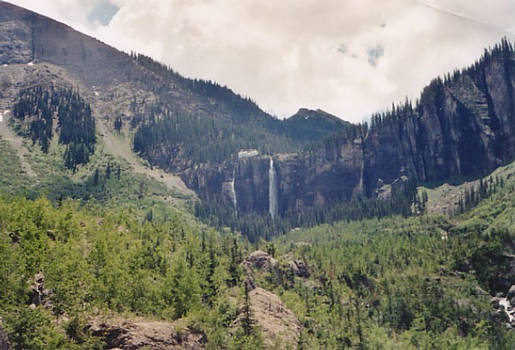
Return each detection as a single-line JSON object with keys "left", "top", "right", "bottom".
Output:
{"left": 288, "top": 260, "right": 310, "bottom": 278}
{"left": 507, "top": 285, "right": 515, "bottom": 299}
{"left": 184, "top": 62, "right": 515, "bottom": 216}
{"left": 491, "top": 297, "right": 501, "bottom": 309}
{"left": 29, "top": 272, "right": 53, "bottom": 309}
{"left": 0, "top": 20, "right": 32, "bottom": 64}
{"left": 242, "top": 251, "right": 277, "bottom": 271}
{"left": 472, "top": 286, "right": 488, "bottom": 296}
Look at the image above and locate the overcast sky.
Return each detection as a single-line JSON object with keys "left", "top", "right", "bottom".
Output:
{"left": 7, "top": 0, "right": 515, "bottom": 122}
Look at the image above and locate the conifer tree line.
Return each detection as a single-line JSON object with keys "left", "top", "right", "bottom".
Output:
{"left": 129, "top": 53, "right": 358, "bottom": 170}
{"left": 456, "top": 175, "right": 506, "bottom": 214}
{"left": 0, "top": 195, "right": 264, "bottom": 349}
{"left": 131, "top": 52, "right": 267, "bottom": 121}
{"left": 13, "top": 85, "right": 96, "bottom": 171}
{"left": 367, "top": 38, "right": 514, "bottom": 131}
{"left": 132, "top": 104, "right": 323, "bottom": 169}
{"left": 195, "top": 178, "right": 418, "bottom": 242}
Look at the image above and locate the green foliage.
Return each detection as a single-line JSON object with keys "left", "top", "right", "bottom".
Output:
{"left": 130, "top": 54, "right": 352, "bottom": 169}
{"left": 264, "top": 175, "right": 515, "bottom": 349}
{"left": 12, "top": 85, "right": 96, "bottom": 170}
{"left": 0, "top": 138, "right": 33, "bottom": 193}
{"left": 0, "top": 165, "right": 513, "bottom": 348}
{"left": 0, "top": 195, "right": 249, "bottom": 347}
{"left": 4, "top": 307, "right": 67, "bottom": 350}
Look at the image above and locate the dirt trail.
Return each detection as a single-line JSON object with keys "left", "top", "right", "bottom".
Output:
{"left": 97, "top": 118, "right": 195, "bottom": 197}
{"left": 0, "top": 111, "right": 35, "bottom": 176}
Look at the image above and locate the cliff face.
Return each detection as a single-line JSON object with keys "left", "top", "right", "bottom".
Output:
{"left": 184, "top": 42, "right": 515, "bottom": 216}
{"left": 363, "top": 48, "right": 514, "bottom": 195}
{"left": 183, "top": 135, "right": 365, "bottom": 216}
{"left": 0, "top": 1, "right": 141, "bottom": 87}
{"left": 276, "top": 136, "right": 364, "bottom": 214}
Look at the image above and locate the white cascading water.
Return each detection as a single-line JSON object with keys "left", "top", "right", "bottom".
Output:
{"left": 268, "top": 157, "right": 278, "bottom": 218}
{"left": 230, "top": 168, "right": 238, "bottom": 213}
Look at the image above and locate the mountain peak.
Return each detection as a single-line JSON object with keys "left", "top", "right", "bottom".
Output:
{"left": 292, "top": 108, "right": 341, "bottom": 120}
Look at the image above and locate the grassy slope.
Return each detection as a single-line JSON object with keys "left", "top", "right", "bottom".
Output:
{"left": 418, "top": 160, "right": 515, "bottom": 215}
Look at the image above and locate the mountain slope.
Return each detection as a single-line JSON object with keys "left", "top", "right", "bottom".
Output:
{"left": 188, "top": 40, "right": 515, "bottom": 225}
{"left": 0, "top": 0, "right": 348, "bottom": 176}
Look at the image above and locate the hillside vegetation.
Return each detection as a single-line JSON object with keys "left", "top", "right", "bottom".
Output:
{"left": 0, "top": 160, "right": 513, "bottom": 349}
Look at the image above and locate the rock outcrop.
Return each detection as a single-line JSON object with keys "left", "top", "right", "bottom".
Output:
{"left": 29, "top": 272, "right": 53, "bottom": 309}
{"left": 88, "top": 318, "right": 205, "bottom": 350}
{"left": 238, "top": 251, "right": 304, "bottom": 346}
{"left": 245, "top": 287, "right": 301, "bottom": 348}
{"left": 242, "top": 250, "right": 277, "bottom": 272}
{"left": 241, "top": 250, "right": 278, "bottom": 289}
{"left": 288, "top": 259, "right": 310, "bottom": 278}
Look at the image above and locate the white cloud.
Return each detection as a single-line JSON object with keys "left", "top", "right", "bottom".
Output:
{"left": 6, "top": 0, "right": 515, "bottom": 122}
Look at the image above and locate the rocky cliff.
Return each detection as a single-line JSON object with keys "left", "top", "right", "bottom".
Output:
{"left": 184, "top": 40, "right": 515, "bottom": 216}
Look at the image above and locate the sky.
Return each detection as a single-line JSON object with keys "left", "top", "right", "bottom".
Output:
{"left": 7, "top": 0, "right": 515, "bottom": 122}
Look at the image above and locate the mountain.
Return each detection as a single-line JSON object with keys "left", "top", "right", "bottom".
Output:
{"left": 1, "top": 3, "right": 515, "bottom": 349}
{"left": 0, "top": 0, "right": 346, "bottom": 178}
{"left": 1, "top": 0, "right": 515, "bottom": 226}
{"left": 186, "top": 40, "right": 515, "bottom": 225}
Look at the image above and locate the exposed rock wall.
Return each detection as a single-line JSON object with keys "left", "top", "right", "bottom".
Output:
{"left": 88, "top": 318, "right": 205, "bottom": 350}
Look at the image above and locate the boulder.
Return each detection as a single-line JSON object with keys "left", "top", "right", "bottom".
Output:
{"left": 490, "top": 297, "right": 501, "bottom": 309}
{"left": 242, "top": 251, "right": 277, "bottom": 272}
{"left": 507, "top": 285, "right": 515, "bottom": 299}
{"left": 472, "top": 286, "right": 488, "bottom": 296}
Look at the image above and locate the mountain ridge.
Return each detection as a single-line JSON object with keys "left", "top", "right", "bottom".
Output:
{"left": 1, "top": 0, "right": 515, "bottom": 229}
{"left": 186, "top": 39, "right": 515, "bottom": 226}
{"left": 0, "top": 0, "right": 348, "bottom": 191}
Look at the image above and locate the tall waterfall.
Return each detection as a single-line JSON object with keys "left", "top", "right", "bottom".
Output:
{"left": 230, "top": 168, "right": 238, "bottom": 213}
{"left": 268, "top": 157, "right": 278, "bottom": 218}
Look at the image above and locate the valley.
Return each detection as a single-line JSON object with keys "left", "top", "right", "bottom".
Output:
{"left": 0, "top": 1, "right": 514, "bottom": 349}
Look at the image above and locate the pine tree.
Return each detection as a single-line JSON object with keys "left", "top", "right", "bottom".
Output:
{"left": 242, "top": 280, "right": 253, "bottom": 336}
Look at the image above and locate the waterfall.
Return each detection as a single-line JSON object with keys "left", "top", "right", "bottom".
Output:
{"left": 268, "top": 157, "right": 278, "bottom": 218}
{"left": 223, "top": 168, "right": 238, "bottom": 213}
{"left": 230, "top": 168, "right": 238, "bottom": 213}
